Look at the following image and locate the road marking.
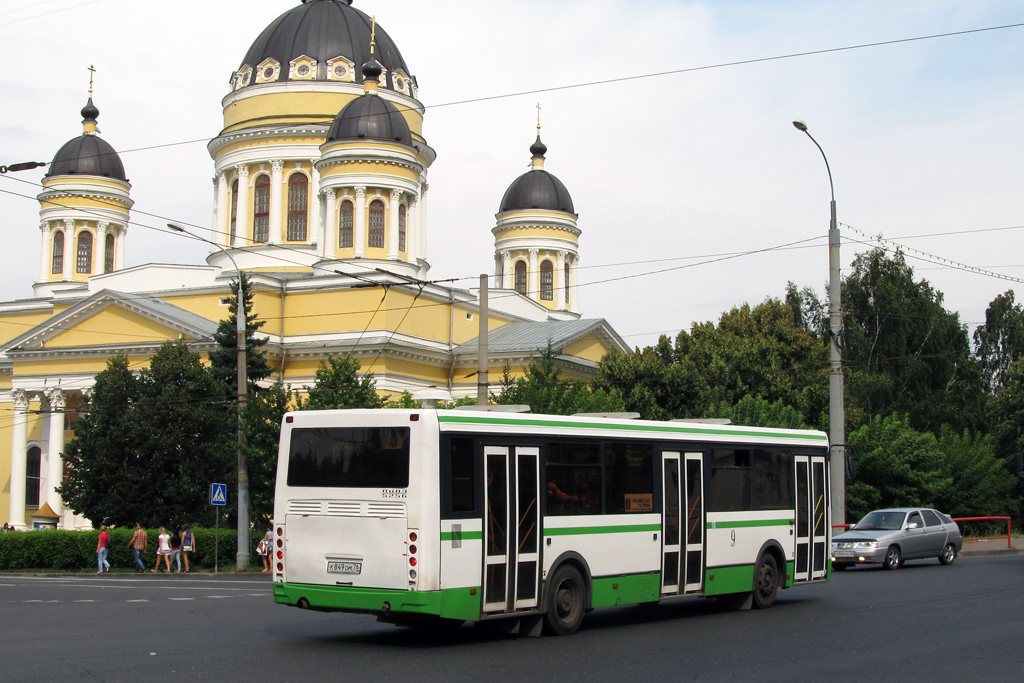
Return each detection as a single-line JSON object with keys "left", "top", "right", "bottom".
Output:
{"left": 74, "top": 600, "right": 96, "bottom": 603}
{"left": 208, "top": 595, "right": 231, "bottom": 599}
{"left": 168, "top": 597, "right": 194, "bottom": 601}
{"left": 127, "top": 599, "right": 149, "bottom": 603}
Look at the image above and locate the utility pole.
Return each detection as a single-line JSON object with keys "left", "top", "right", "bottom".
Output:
{"left": 477, "top": 274, "right": 489, "bottom": 405}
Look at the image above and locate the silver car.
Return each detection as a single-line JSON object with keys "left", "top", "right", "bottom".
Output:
{"left": 831, "top": 507, "right": 963, "bottom": 570}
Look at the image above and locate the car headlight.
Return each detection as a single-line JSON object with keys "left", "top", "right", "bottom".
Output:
{"left": 852, "top": 541, "right": 878, "bottom": 549}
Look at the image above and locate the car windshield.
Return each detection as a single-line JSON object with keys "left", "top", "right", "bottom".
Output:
{"left": 853, "top": 510, "right": 906, "bottom": 531}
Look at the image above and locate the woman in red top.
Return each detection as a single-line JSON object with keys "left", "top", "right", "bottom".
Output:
{"left": 96, "top": 525, "right": 111, "bottom": 573}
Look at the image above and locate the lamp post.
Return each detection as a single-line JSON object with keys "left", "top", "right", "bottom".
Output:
{"left": 168, "top": 222, "right": 250, "bottom": 569}
{"left": 792, "top": 120, "right": 846, "bottom": 525}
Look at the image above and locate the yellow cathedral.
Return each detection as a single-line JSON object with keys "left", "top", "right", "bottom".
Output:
{"left": 0, "top": 0, "right": 628, "bottom": 530}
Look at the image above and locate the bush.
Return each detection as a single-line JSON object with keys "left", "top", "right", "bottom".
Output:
{"left": 0, "top": 527, "right": 266, "bottom": 571}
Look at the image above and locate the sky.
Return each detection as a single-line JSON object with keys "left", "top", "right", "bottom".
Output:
{"left": 1, "top": 0, "right": 1021, "bottom": 350}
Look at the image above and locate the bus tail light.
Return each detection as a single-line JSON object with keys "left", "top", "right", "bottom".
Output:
{"left": 274, "top": 525, "right": 285, "bottom": 580}
{"left": 408, "top": 529, "right": 419, "bottom": 587}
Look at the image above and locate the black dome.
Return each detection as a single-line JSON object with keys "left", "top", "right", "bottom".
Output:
{"left": 47, "top": 135, "right": 126, "bottom": 180}
{"left": 240, "top": 0, "right": 410, "bottom": 90}
{"left": 500, "top": 170, "right": 575, "bottom": 214}
{"left": 327, "top": 94, "right": 412, "bottom": 145}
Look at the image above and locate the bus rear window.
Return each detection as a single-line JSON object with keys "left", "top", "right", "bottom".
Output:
{"left": 287, "top": 427, "right": 410, "bottom": 488}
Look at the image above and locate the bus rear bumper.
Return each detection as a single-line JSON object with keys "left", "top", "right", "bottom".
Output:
{"left": 273, "top": 582, "right": 444, "bottom": 617}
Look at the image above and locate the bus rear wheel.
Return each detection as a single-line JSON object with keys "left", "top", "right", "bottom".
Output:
{"left": 544, "top": 565, "right": 586, "bottom": 636}
{"left": 752, "top": 554, "right": 779, "bottom": 609}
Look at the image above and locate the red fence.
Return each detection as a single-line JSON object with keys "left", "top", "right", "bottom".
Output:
{"left": 832, "top": 516, "right": 1012, "bottom": 549}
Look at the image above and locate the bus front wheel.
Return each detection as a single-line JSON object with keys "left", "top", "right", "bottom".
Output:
{"left": 544, "top": 565, "right": 586, "bottom": 636}
{"left": 752, "top": 553, "right": 779, "bottom": 609}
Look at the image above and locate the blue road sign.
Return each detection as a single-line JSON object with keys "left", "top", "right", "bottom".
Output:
{"left": 210, "top": 483, "right": 228, "bottom": 506}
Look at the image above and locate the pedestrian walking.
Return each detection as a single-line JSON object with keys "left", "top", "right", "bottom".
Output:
{"left": 96, "top": 525, "right": 112, "bottom": 573}
{"left": 130, "top": 523, "right": 148, "bottom": 573}
{"left": 168, "top": 529, "right": 182, "bottom": 573}
{"left": 181, "top": 524, "right": 195, "bottom": 573}
{"left": 153, "top": 527, "right": 172, "bottom": 572}
{"left": 257, "top": 525, "right": 273, "bottom": 572}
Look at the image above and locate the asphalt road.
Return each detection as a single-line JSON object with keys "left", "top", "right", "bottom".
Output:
{"left": 2, "top": 554, "right": 1022, "bottom": 682}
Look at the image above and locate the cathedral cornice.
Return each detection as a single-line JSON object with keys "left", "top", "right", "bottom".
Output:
{"left": 37, "top": 189, "right": 133, "bottom": 210}
{"left": 207, "top": 124, "right": 331, "bottom": 156}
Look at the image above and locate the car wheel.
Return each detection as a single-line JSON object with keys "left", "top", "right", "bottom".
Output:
{"left": 752, "top": 554, "right": 779, "bottom": 609}
{"left": 939, "top": 543, "right": 957, "bottom": 565}
{"left": 882, "top": 545, "right": 902, "bottom": 570}
{"left": 832, "top": 562, "right": 851, "bottom": 571}
{"left": 543, "top": 565, "right": 586, "bottom": 636}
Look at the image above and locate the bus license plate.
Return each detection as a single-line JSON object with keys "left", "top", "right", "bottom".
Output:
{"left": 833, "top": 550, "right": 854, "bottom": 558}
{"left": 327, "top": 561, "right": 362, "bottom": 575}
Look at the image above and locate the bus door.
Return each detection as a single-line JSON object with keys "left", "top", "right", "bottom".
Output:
{"left": 661, "top": 451, "right": 705, "bottom": 595}
{"left": 794, "top": 454, "right": 829, "bottom": 582}
{"left": 482, "top": 446, "right": 541, "bottom": 614}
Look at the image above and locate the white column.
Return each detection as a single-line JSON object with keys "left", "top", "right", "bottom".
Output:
{"left": 233, "top": 165, "right": 250, "bottom": 248}
{"left": 62, "top": 220, "right": 75, "bottom": 279}
{"left": 556, "top": 250, "right": 566, "bottom": 310}
{"left": 215, "top": 172, "right": 230, "bottom": 248}
{"left": 8, "top": 390, "right": 29, "bottom": 529}
{"left": 324, "top": 189, "right": 337, "bottom": 260}
{"left": 96, "top": 222, "right": 108, "bottom": 274}
{"left": 38, "top": 221, "right": 50, "bottom": 281}
{"left": 407, "top": 195, "right": 419, "bottom": 264}
{"left": 387, "top": 189, "right": 401, "bottom": 259}
{"left": 269, "top": 160, "right": 284, "bottom": 244}
{"left": 569, "top": 255, "right": 579, "bottom": 312}
{"left": 354, "top": 186, "right": 366, "bottom": 258}
{"left": 44, "top": 388, "right": 65, "bottom": 516}
{"left": 309, "top": 160, "right": 321, "bottom": 249}
{"left": 115, "top": 225, "right": 127, "bottom": 270}
{"left": 417, "top": 180, "right": 428, "bottom": 261}
{"left": 528, "top": 249, "right": 539, "bottom": 301}
{"left": 503, "top": 251, "right": 513, "bottom": 289}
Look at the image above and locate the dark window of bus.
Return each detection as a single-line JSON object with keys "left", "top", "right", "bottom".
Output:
{"left": 545, "top": 441, "right": 600, "bottom": 515}
{"left": 287, "top": 427, "right": 409, "bottom": 488}
{"left": 752, "top": 449, "right": 793, "bottom": 510}
{"left": 604, "top": 441, "right": 654, "bottom": 513}
{"left": 449, "top": 437, "right": 475, "bottom": 512}
{"left": 709, "top": 448, "right": 751, "bottom": 512}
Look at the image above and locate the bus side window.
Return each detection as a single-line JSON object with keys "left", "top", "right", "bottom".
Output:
{"left": 604, "top": 441, "right": 654, "bottom": 513}
{"left": 546, "top": 441, "right": 600, "bottom": 516}
{"left": 753, "top": 449, "right": 793, "bottom": 510}
{"left": 450, "top": 437, "right": 476, "bottom": 512}
{"left": 709, "top": 448, "right": 751, "bottom": 512}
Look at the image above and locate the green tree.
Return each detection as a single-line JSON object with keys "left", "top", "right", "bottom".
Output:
{"left": 841, "top": 248, "right": 985, "bottom": 434}
{"left": 844, "top": 413, "right": 951, "bottom": 521}
{"left": 989, "top": 356, "right": 1024, "bottom": 522}
{"left": 974, "top": 290, "right": 1024, "bottom": 394}
{"left": 596, "top": 336, "right": 697, "bottom": 420}
{"left": 301, "top": 355, "right": 384, "bottom": 410}
{"left": 59, "top": 343, "right": 235, "bottom": 527}
{"left": 498, "top": 345, "right": 625, "bottom": 415}
{"left": 934, "top": 426, "right": 1014, "bottom": 518}
{"left": 207, "top": 273, "right": 273, "bottom": 398}
{"left": 706, "top": 394, "right": 809, "bottom": 430}
{"left": 244, "top": 382, "right": 295, "bottom": 525}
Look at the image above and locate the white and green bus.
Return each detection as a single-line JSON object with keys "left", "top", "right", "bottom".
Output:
{"left": 271, "top": 409, "right": 831, "bottom": 635}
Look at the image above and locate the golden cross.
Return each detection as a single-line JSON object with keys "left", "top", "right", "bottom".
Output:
{"left": 88, "top": 65, "right": 96, "bottom": 96}
{"left": 370, "top": 16, "right": 377, "bottom": 54}
{"left": 536, "top": 102, "right": 541, "bottom": 134}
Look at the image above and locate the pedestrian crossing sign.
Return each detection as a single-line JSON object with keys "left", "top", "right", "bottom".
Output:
{"left": 210, "top": 483, "right": 228, "bottom": 506}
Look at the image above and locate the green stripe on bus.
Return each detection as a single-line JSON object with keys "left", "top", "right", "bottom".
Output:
{"left": 706, "top": 519, "right": 792, "bottom": 529}
{"left": 544, "top": 523, "right": 661, "bottom": 536}
{"left": 440, "top": 531, "right": 483, "bottom": 541}
{"left": 436, "top": 413, "right": 827, "bottom": 442}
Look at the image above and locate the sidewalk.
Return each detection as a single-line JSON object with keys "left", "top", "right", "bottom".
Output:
{"left": 959, "top": 535, "right": 1024, "bottom": 557}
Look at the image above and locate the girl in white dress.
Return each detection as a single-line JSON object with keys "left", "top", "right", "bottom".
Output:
{"left": 153, "top": 527, "right": 172, "bottom": 573}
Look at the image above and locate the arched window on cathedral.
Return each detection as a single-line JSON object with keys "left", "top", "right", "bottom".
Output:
{"left": 540, "top": 260, "right": 554, "bottom": 300}
{"left": 339, "top": 201, "right": 354, "bottom": 248}
{"left": 229, "top": 179, "right": 239, "bottom": 243}
{"left": 368, "top": 200, "right": 385, "bottom": 248}
{"left": 398, "top": 204, "right": 407, "bottom": 252}
{"left": 104, "top": 233, "right": 115, "bottom": 273}
{"left": 253, "top": 174, "right": 270, "bottom": 243}
{"left": 565, "top": 261, "right": 571, "bottom": 307}
{"left": 514, "top": 260, "right": 528, "bottom": 295}
{"left": 76, "top": 232, "right": 93, "bottom": 274}
{"left": 52, "top": 231, "right": 64, "bottom": 274}
{"left": 26, "top": 446, "right": 41, "bottom": 508}
{"left": 287, "top": 174, "right": 308, "bottom": 241}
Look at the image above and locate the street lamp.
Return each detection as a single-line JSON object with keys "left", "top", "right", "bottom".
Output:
{"left": 168, "top": 222, "right": 250, "bottom": 569}
{"left": 792, "top": 120, "right": 846, "bottom": 525}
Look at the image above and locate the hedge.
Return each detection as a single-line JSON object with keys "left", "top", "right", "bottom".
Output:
{"left": 0, "top": 527, "right": 265, "bottom": 572}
